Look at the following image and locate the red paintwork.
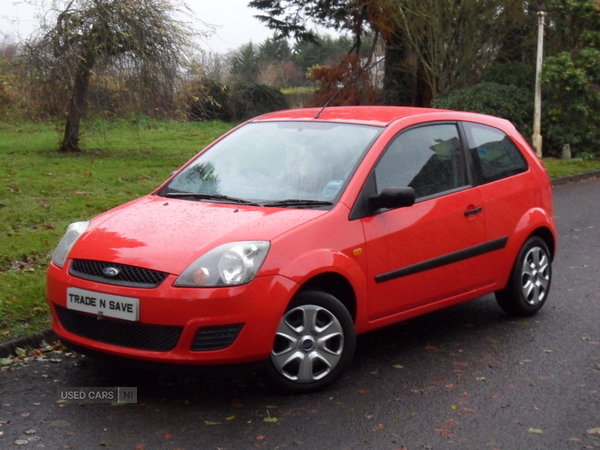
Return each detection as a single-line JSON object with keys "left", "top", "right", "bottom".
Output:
{"left": 46, "top": 106, "right": 556, "bottom": 366}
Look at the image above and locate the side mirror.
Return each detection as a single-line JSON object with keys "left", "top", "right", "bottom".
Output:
{"left": 368, "top": 187, "right": 415, "bottom": 213}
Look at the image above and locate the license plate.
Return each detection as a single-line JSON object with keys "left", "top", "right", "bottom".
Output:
{"left": 67, "top": 287, "right": 139, "bottom": 321}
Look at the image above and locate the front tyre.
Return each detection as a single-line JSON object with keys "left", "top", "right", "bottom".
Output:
{"left": 496, "top": 236, "right": 552, "bottom": 316}
{"left": 266, "top": 290, "right": 356, "bottom": 393}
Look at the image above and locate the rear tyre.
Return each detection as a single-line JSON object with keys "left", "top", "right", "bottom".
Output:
{"left": 496, "top": 236, "right": 552, "bottom": 316}
{"left": 266, "top": 290, "right": 355, "bottom": 393}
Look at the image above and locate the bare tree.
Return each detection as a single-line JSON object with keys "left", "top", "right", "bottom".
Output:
{"left": 379, "top": 0, "right": 527, "bottom": 97}
{"left": 24, "top": 0, "right": 204, "bottom": 152}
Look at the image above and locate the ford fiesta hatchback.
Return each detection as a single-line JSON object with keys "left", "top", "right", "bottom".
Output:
{"left": 47, "top": 106, "right": 556, "bottom": 392}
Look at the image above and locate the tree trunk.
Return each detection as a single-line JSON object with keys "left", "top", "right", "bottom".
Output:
{"left": 380, "top": 36, "right": 415, "bottom": 106}
{"left": 61, "top": 53, "right": 95, "bottom": 152}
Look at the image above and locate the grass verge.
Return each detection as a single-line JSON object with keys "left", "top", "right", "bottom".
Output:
{"left": 0, "top": 119, "right": 599, "bottom": 343}
{"left": 0, "top": 119, "right": 233, "bottom": 342}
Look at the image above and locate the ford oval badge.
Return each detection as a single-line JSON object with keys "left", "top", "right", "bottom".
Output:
{"left": 103, "top": 267, "right": 120, "bottom": 277}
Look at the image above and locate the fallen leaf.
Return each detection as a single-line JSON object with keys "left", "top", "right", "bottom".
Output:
{"left": 256, "top": 435, "right": 265, "bottom": 441}
{"left": 436, "top": 419, "right": 459, "bottom": 438}
{"left": 374, "top": 423, "right": 386, "bottom": 430}
{"left": 204, "top": 421, "right": 221, "bottom": 426}
{"left": 528, "top": 428, "right": 543, "bottom": 434}
{"left": 0, "top": 358, "right": 13, "bottom": 367}
{"left": 263, "top": 416, "right": 278, "bottom": 423}
{"left": 587, "top": 427, "right": 600, "bottom": 435}
{"left": 161, "top": 433, "right": 173, "bottom": 439}
{"left": 392, "top": 364, "right": 404, "bottom": 369}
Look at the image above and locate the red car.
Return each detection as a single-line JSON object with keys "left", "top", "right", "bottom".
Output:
{"left": 47, "top": 106, "right": 556, "bottom": 392}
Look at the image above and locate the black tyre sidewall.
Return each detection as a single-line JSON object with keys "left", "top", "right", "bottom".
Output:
{"left": 496, "top": 236, "right": 552, "bottom": 316}
{"left": 265, "top": 290, "right": 356, "bottom": 393}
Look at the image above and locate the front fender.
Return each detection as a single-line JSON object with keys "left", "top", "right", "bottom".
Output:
{"left": 276, "top": 247, "right": 369, "bottom": 328}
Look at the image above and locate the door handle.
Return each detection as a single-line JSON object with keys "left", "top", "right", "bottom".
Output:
{"left": 464, "top": 206, "right": 483, "bottom": 217}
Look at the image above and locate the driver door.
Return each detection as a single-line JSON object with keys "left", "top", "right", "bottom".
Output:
{"left": 361, "top": 123, "right": 491, "bottom": 321}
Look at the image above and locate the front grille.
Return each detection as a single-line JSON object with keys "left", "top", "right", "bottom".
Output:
{"left": 69, "top": 259, "right": 169, "bottom": 288}
{"left": 55, "top": 304, "right": 182, "bottom": 351}
{"left": 191, "top": 324, "right": 244, "bottom": 351}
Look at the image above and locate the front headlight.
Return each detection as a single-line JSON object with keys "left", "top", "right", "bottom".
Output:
{"left": 51, "top": 221, "right": 90, "bottom": 268}
{"left": 174, "top": 241, "right": 271, "bottom": 287}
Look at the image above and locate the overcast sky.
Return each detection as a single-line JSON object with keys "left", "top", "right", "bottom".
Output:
{"left": 0, "top": 0, "right": 276, "bottom": 54}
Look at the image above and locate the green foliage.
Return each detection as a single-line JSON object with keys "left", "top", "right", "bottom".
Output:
{"left": 188, "top": 78, "right": 232, "bottom": 122}
{"left": 281, "top": 86, "right": 316, "bottom": 108}
{"left": 259, "top": 35, "right": 293, "bottom": 63}
{"left": 542, "top": 48, "right": 600, "bottom": 157}
{"left": 0, "top": 119, "right": 233, "bottom": 342}
{"left": 230, "top": 42, "right": 260, "bottom": 84}
{"left": 482, "top": 62, "right": 535, "bottom": 91}
{"left": 545, "top": 0, "right": 600, "bottom": 52}
{"left": 188, "top": 80, "right": 289, "bottom": 122}
{"left": 228, "top": 83, "right": 289, "bottom": 121}
{"left": 432, "top": 82, "right": 533, "bottom": 138}
{"left": 292, "top": 35, "right": 354, "bottom": 74}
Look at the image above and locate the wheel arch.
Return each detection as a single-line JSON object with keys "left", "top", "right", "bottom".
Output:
{"left": 297, "top": 272, "right": 357, "bottom": 323}
{"left": 510, "top": 206, "right": 556, "bottom": 261}
{"left": 529, "top": 226, "right": 556, "bottom": 261}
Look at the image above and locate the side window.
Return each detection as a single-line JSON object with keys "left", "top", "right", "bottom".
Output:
{"left": 463, "top": 122, "right": 528, "bottom": 184}
{"left": 374, "top": 124, "right": 467, "bottom": 199}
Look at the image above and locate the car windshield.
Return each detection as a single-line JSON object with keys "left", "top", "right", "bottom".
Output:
{"left": 159, "top": 121, "right": 382, "bottom": 207}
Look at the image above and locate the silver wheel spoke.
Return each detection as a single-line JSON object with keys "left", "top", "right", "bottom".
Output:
{"left": 521, "top": 246, "right": 550, "bottom": 305}
{"left": 277, "top": 316, "right": 303, "bottom": 341}
{"left": 297, "top": 353, "right": 319, "bottom": 381}
{"left": 271, "top": 304, "right": 345, "bottom": 384}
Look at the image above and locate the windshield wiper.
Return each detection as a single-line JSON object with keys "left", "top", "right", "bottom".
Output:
{"left": 164, "top": 192, "right": 260, "bottom": 206}
{"left": 262, "top": 199, "right": 333, "bottom": 208}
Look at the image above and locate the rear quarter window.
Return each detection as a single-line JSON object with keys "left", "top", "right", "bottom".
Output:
{"left": 463, "top": 122, "right": 528, "bottom": 184}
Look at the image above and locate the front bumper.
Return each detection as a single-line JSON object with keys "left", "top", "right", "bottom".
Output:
{"left": 46, "top": 261, "right": 297, "bottom": 365}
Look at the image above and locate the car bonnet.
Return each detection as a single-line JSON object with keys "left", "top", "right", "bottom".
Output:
{"left": 67, "top": 194, "right": 327, "bottom": 275}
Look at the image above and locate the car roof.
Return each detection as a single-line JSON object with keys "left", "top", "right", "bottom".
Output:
{"left": 250, "top": 106, "right": 501, "bottom": 128}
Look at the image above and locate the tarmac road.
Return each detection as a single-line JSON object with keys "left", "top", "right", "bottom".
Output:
{"left": 1, "top": 178, "right": 599, "bottom": 450}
